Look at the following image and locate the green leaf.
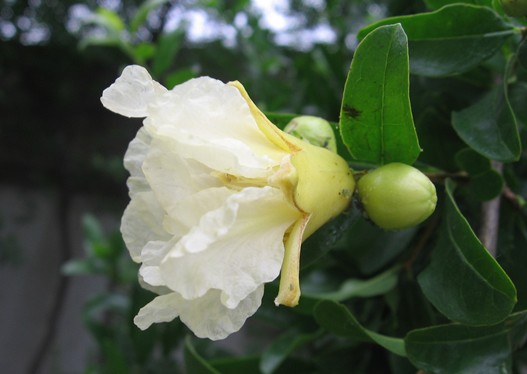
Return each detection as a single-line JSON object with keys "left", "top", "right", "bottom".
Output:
{"left": 424, "top": 0, "right": 493, "bottom": 10}
{"left": 129, "top": 0, "right": 169, "bottom": 33}
{"left": 97, "top": 8, "right": 125, "bottom": 31}
{"left": 358, "top": 4, "right": 517, "bottom": 77}
{"left": 418, "top": 179, "right": 516, "bottom": 326}
{"left": 405, "top": 322, "right": 512, "bottom": 374}
{"left": 260, "top": 328, "right": 322, "bottom": 374}
{"left": 416, "top": 108, "right": 466, "bottom": 172}
{"left": 314, "top": 299, "right": 406, "bottom": 356}
{"left": 455, "top": 147, "right": 491, "bottom": 176}
{"left": 101, "top": 338, "right": 129, "bottom": 374}
{"left": 62, "top": 258, "right": 103, "bottom": 275}
{"left": 509, "top": 82, "right": 527, "bottom": 128}
{"left": 335, "top": 216, "right": 418, "bottom": 275}
{"left": 184, "top": 336, "right": 222, "bottom": 374}
{"left": 151, "top": 29, "right": 185, "bottom": 78}
{"left": 518, "top": 37, "right": 527, "bottom": 71}
{"left": 499, "top": 213, "right": 527, "bottom": 312}
{"left": 134, "top": 42, "right": 156, "bottom": 60}
{"left": 83, "top": 214, "right": 107, "bottom": 245}
{"left": 471, "top": 169, "right": 504, "bottom": 201}
{"left": 296, "top": 266, "right": 400, "bottom": 315}
{"left": 78, "top": 34, "right": 122, "bottom": 50}
{"left": 507, "top": 310, "right": 527, "bottom": 349}
{"left": 300, "top": 208, "right": 361, "bottom": 268}
{"left": 210, "top": 357, "right": 261, "bottom": 374}
{"left": 165, "top": 67, "right": 200, "bottom": 89}
{"left": 452, "top": 55, "right": 521, "bottom": 163}
{"left": 340, "top": 24, "right": 420, "bottom": 165}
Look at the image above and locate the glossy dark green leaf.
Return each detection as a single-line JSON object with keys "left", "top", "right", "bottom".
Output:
{"left": 260, "top": 328, "right": 322, "bottom": 374}
{"left": 499, "top": 212, "right": 527, "bottom": 312}
{"left": 455, "top": 148, "right": 491, "bottom": 176}
{"left": 129, "top": 0, "right": 169, "bottom": 33}
{"left": 509, "top": 82, "right": 527, "bottom": 128}
{"left": 296, "top": 266, "right": 400, "bottom": 315}
{"left": 184, "top": 336, "right": 222, "bottom": 374}
{"left": 340, "top": 24, "right": 419, "bottom": 165}
{"left": 518, "top": 38, "right": 527, "bottom": 71}
{"left": 358, "top": 5, "right": 516, "bottom": 77}
{"left": 405, "top": 322, "right": 512, "bottom": 374}
{"left": 300, "top": 207, "right": 361, "bottom": 268}
{"left": 416, "top": 108, "right": 466, "bottom": 172}
{"left": 418, "top": 179, "right": 516, "bottom": 325}
{"left": 424, "top": 0, "right": 492, "bottom": 10}
{"left": 314, "top": 299, "right": 406, "bottom": 356}
{"left": 507, "top": 310, "right": 527, "bottom": 350}
{"left": 152, "top": 29, "right": 185, "bottom": 78}
{"left": 452, "top": 55, "right": 521, "bottom": 162}
{"left": 471, "top": 169, "right": 504, "bottom": 201}
{"left": 335, "top": 216, "right": 418, "bottom": 275}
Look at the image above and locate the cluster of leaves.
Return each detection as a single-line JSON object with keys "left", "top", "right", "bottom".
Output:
{"left": 63, "top": 0, "right": 527, "bottom": 374}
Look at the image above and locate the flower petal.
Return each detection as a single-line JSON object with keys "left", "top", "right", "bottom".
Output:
{"left": 162, "top": 187, "right": 235, "bottom": 235}
{"left": 160, "top": 186, "right": 301, "bottom": 309}
{"left": 121, "top": 191, "right": 172, "bottom": 262}
{"left": 124, "top": 127, "right": 152, "bottom": 197}
{"left": 134, "top": 286, "right": 264, "bottom": 341}
{"left": 142, "top": 136, "right": 224, "bottom": 216}
{"left": 101, "top": 65, "right": 167, "bottom": 118}
{"left": 143, "top": 76, "right": 287, "bottom": 177}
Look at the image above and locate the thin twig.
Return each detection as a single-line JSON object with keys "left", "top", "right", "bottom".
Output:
{"left": 503, "top": 185, "right": 524, "bottom": 212}
{"left": 478, "top": 161, "right": 503, "bottom": 258}
{"left": 404, "top": 215, "right": 441, "bottom": 274}
{"left": 424, "top": 171, "right": 470, "bottom": 184}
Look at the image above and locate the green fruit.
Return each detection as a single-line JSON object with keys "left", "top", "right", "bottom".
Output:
{"left": 500, "top": 0, "right": 527, "bottom": 18}
{"left": 357, "top": 163, "right": 437, "bottom": 231}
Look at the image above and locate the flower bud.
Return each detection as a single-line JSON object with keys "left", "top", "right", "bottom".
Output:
{"left": 500, "top": 0, "right": 527, "bottom": 17}
{"left": 357, "top": 163, "right": 437, "bottom": 231}
{"left": 284, "top": 116, "right": 338, "bottom": 153}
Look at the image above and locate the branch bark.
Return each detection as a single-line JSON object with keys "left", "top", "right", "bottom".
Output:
{"left": 478, "top": 161, "right": 503, "bottom": 258}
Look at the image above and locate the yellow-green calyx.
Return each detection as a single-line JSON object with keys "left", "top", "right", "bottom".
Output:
{"left": 229, "top": 81, "right": 355, "bottom": 307}
{"left": 357, "top": 162, "right": 437, "bottom": 231}
{"left": 500, "top": 0, "right": 527, "bottom": 17}
{"left": 284, "top": 116, "right": 338, "bottom": 153}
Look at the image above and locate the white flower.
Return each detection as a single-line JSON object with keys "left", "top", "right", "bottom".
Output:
{"left": 101, "top": 65, "right": 354, "bottom": 340}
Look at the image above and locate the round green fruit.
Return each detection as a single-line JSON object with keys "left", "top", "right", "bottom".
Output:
{"left": 500, "top": 0, "right": 527, "bottom": 18}
{"left": 357, "top": 163, "right": 437, "bottom": 231}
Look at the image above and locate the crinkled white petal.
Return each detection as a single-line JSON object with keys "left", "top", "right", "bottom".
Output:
{"left": 141, "top": 187, "right": 235, "bottom": 287}
{"left": 142, "top": 136, "right": 224, "bottom": 216}
{"left": 121, "top": 191, "right": 172, "bottom": 262}
{"left": 124, "top": 127, "right": 151, "bottom": 178}
{"left": 134, "top": 285, "right": 264, "bottom": 341}
{"left": 143, "top": 76, "right": 287, "bottom": 177}
{"left": 160, "top": 186, "right": 301, "bottom": 309}
{"left": 138, "top": 273, "right": 172, "bottom": 296}
{"left": 139, "top": 237, "right": 179, "bottom": 287}
{"left": 124, "top": 127, "right": 152, "bottom": 197}
{"left": 101, "top": 65, "right": 167, "bottom": 118}
{"left": 162, "top": 187, "right": 235, "bottom": 236}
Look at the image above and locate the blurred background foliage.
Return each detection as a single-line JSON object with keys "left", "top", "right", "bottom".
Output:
{"left": 3, "top": 0, "right": 527, "bottom": 373}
